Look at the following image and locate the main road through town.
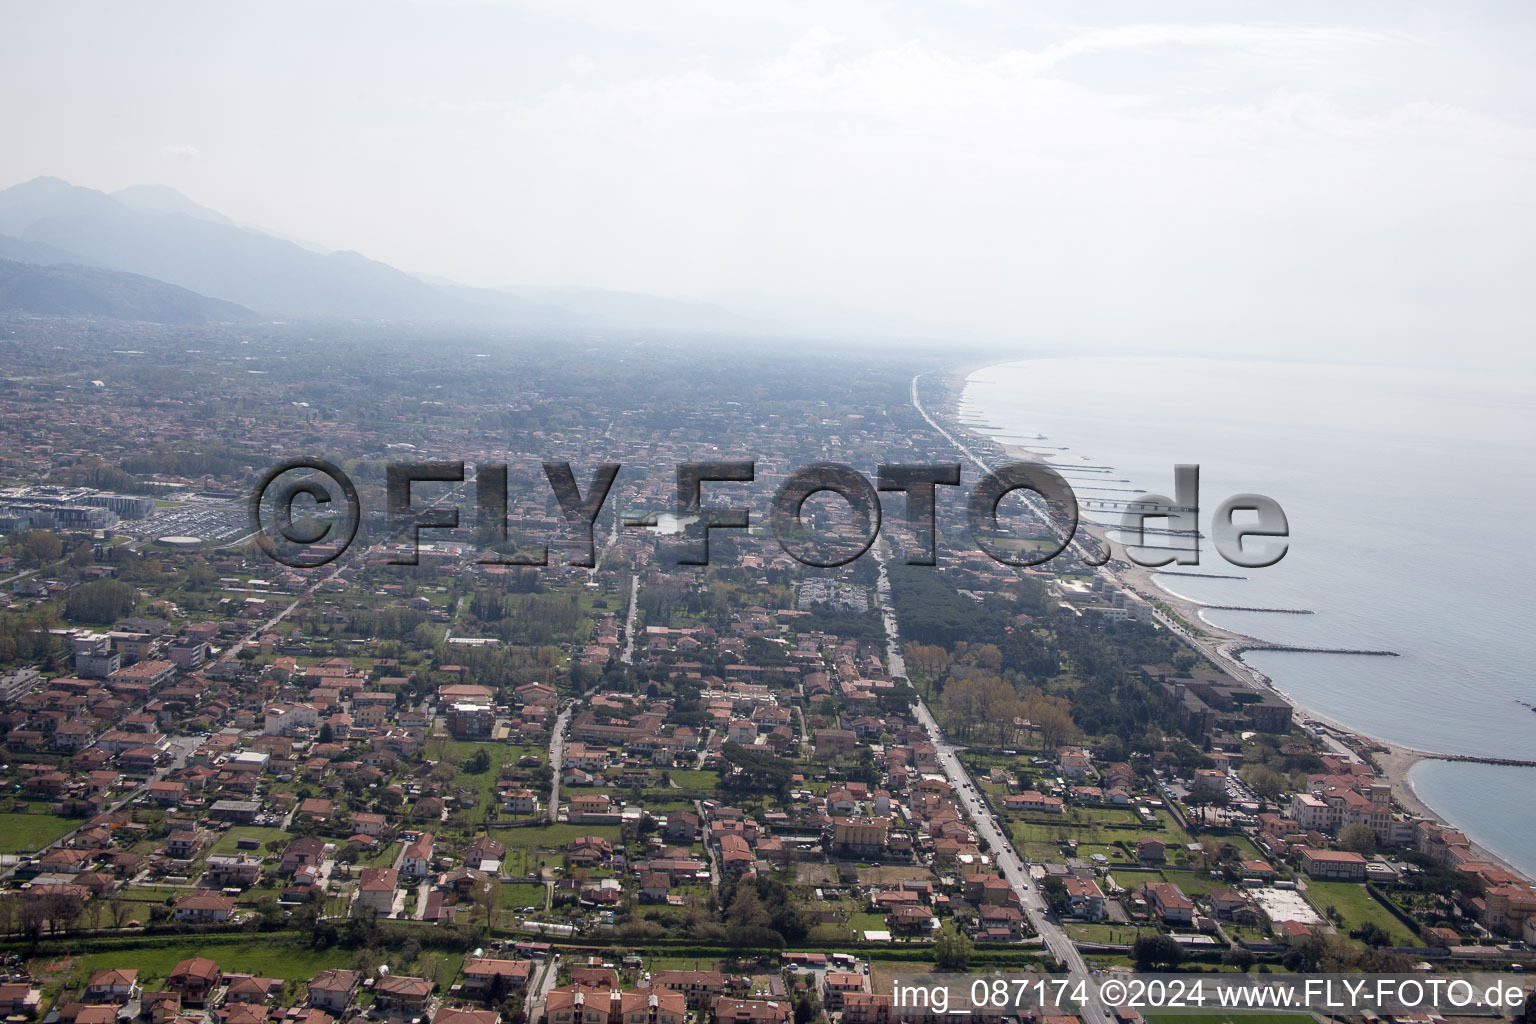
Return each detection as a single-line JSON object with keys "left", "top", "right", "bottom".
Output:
{"left": 873, "top": 534, "right": 1112, "bottom": 1024}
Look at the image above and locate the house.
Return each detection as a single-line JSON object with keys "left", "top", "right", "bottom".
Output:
{"left": 665, "top": 812, "right": 699, "bottom": 842}
{"left": 822, "top": 973, "right": 865, "bottom": 1010}
{"left": 461, "top": 958, "right": 534, "bottom": 996}
{"left": 885, "top": 904, "right": 935, "bottom": 934}
{"left": 503, "top": 789, "right": 539, "bottom": 815}
{"left": 402, "top": 833, "right": 435, "bottom": 879}
{"left": 713, "top": 997, "right": 792, "bottom": 1024}
{"left": 1135, "top": 837, "right": 1167, "bottom": 865}
{"left": 977, "top": 903, "right": 1025, "bottom": 940}
{"left": 1061, "top": 877, "right": 1106, "bottom": 921}
{"left": 173, "top": 890, "right": 237, "bottom": 923}
{"left": 0, "top": 984, "right": 42, "bottom": 1019}
{"left": 84, "top": 970, "right": 139, "bottom": 1003}
{"left": 649, "top": 971, "right": 729, "bottom": 1008}
{"left": 281, "top": 836, "right": 328, "bottom": 876}
{"left": 1004, "top": 791, "right": 1063, "bottom": 814}
{"left": 546, "top": 987, "right": 686, "bottom": 1024}
{"left": 1144, "top": 882, "right": 1194, "bottom": 925}
{"left": 167, "top": 958, "right": 220, "bottom": 1005}
{"left": 299, "top": 798, "right": 334, "bottom": 822}
{"left": 145, "top": 780, "right": 186, "bottom": 807}
{"left": 639, "top": 872, "right": 671, "bottom": 903}
{"left": 355, "top": 867, "right": 399, "bottom": 918}
{"left": 224, "top": 976, "right": 280, "bottom": 1004}
{"left": 433, "top": 1010, "right": 498, "bottom": 1024}
{"left": 165, "top": 830, "right": 204, "bottom": 860}
{"left": 830, "top": 816, "right": 888, "bottom": 856}
{"left": 565, "top": 835, "right": 613, "bottom": 868}
{"left": 306, "top": 970, "right": 361, "bottom": 1013}
{"left": 375, "top": 976, "right": 434, "bottom": 1012}
{"left": 1301, "top": 848, "right": 1368, "bottom": 882}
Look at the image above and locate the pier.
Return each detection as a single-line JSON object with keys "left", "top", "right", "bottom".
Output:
{"left": 1201, "top": 605, "right": 1313, "bottom": 614}
{"left": 1234, "top": 643, "right": 1398, "bottom": 656}
{"left": 1422, "top": 753, "right": 1536, "bottom": 769}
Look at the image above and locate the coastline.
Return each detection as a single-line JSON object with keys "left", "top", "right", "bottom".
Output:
{"left": 940, "top": 358, "right": 1536, "bottom": 888}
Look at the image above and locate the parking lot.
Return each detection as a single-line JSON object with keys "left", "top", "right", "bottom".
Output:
{"left": 131, "top": 495, "right": 250, "bottom": 544}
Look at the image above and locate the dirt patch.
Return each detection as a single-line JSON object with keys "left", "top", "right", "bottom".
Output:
{"left": 857, "top": 865, "right": 935, "bottom": 885}
{"left": 795, "top": 863, "right": 839, "bottom": 885}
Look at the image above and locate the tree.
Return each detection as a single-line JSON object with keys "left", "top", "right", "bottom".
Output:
{"left": 1221, "top": 947, "right": 1257, "bottom": 972}
{"left": 317, "top": 722, "right": 334, "bottom": 745}
{"left": 465, "top": 747, "right": 492, "bottom": 774}
{"left": 1338, "top": 824, "right": 1377, "bottom": 855}
{"left": 1131, "top": 934, "right": 1184, "bottom": 970}
{"left": 1241, "top": 765, "right": 1285, "bottom": 801}
{"left": 934, "top": 924, "right": 974, "bottom": 970}
{"left": 21, "top": 530, "right": 63, "bottom": 565}
{"left": 64, "top": 579, "right": 137, "bottom": 623}
{"left": 1040, "top": 876, "right": 1071, "bottom": 916}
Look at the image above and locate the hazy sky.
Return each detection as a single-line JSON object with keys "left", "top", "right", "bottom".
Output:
{"left": 3, "top": 1, "right": 1535, "bottom": 363}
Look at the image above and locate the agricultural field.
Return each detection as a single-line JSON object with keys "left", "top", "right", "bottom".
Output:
{"left": 0, "top": 812, "right": 75, "bottom": 853}
{"left": 1303, "top": 880, "right": 1416, "bottom": 946}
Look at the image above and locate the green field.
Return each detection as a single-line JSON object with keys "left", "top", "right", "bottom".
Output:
{"left": 57, "top": 938, "right": 350, "bottom": 986}
{"left": 1158, "top": 868, "right": 1231, "bottom": 898}
{"left": 498, "top": 880, "right": 548, "bottom": 909}
{"left": 210, "top": 825, "right": 293, "bottom": 856}
{"left": 1064, "top": 922, "right": 1158, "bottom": 945}
{"left": 1304, "top": 880, "right": 1416, "bottom": 945}
{"left": 0, "top": 812, "right": 75, "bottom": 853}
{"left": 492, "top": 822, "right": 620, "bottom": 849}
{"left": 666, "top": 769, "right": 718, "bottom": 788}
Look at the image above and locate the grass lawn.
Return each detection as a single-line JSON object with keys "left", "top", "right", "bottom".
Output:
{"left": 60, "top": 937, "right": 349, "bottom": 987}
{"left": 848, "top": 911, "right": 887, "bottom": 934}
{"left": 492, "top": 823, "right": 620, "bottom": 849}
{"left": 1304, "top": 880, "right": 1416, "bottom": 945}
{"left": 498, "top": 881, "right": 547, "bottom": 910}
{"left": 0, "top": 812, "right": 75, "bottom": 853}
{"left": 667, "top": 769, "right": 718, "bottom": 788}
{"left": 1158, "top": 868, "right": 1229, "bottom": 898}
{"left": 1064, "top": 922, "right": 1158, "bottom": 945}
{"left": 210, "top": 825, "right": 292, "bottom": 856}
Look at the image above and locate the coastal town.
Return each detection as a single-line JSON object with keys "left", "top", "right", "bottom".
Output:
{"left": 0, "top": 322, "right": 1532, "bottom": 1024}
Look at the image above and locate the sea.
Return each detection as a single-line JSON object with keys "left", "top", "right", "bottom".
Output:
{"left": 960, "top": 356, "right": 1536, "bottom": 880}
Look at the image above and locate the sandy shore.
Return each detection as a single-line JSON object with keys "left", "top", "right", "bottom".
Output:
{"left": 940, "top": 360, "right": 1536, "bottom": 888}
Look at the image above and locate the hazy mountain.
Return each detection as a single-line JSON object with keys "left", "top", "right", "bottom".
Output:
{"left": 0, "top": 256, "right": 254, "bottom": 324}
{"left": 112, "top": 183, "right": 236, "bottom": 225}
{"left": 0, "top": 176, "right": 772, "bottom": 332}
{"left": 0, "top": 232, "right": 106, "bottom": 268}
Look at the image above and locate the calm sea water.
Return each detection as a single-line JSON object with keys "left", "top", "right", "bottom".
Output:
{"left": 962, "top": 356, "right": 1536, "bottom": 878}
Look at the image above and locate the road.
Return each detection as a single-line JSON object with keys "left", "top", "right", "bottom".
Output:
{"left": 872, "top": 538, "right": 1111, "bottom": 1024}
{"left": 619, "top": 572, "right": 639, "bottom": 664}
{"left": 524, "top": 952, "right": 562, "bottom": 1024}
{"left": 546, "top": 704, "right": 573, "bottom": 823}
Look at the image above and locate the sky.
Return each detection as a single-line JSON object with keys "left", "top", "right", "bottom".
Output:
{"left": 3, "top": 1, "right": 1535, "bottom": 363}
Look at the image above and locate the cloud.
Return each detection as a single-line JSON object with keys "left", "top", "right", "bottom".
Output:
{"left": 163, "top": 144, "right": 201, "bottom": 160}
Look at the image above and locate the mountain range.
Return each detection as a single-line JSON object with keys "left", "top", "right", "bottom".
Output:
{"left": 0, "top": 176, "right": 759, "bottom": 331}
